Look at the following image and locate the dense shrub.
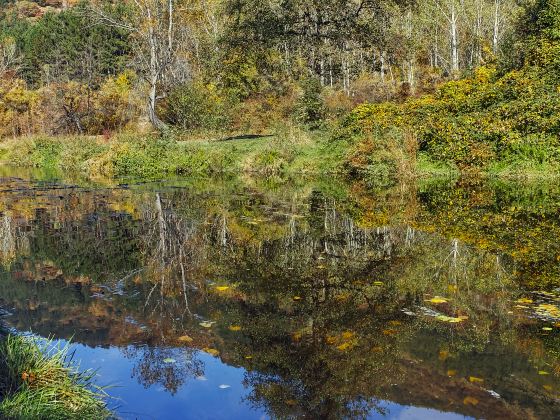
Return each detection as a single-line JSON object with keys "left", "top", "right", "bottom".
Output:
{"left": 163, "top": 82, "right": 233, "bottom": 131}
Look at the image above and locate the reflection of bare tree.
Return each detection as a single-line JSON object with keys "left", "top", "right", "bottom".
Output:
{"left": 142, "top": 193, "right": 205, "bottom": 321}
{"left": 0, "top": 212, "right": 29, "bottom": 268}
{"left": 124, "top": 345, "right": 203, "bottom": 395}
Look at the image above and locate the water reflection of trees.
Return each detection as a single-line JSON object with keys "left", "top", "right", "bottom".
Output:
{"left": 123, "top": 345, "right": 203, "bottom": 395}
{"left": 1, "top": 179, "right": 560, "bottom": 417}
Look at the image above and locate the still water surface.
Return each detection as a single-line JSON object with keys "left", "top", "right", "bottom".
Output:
{"left": 0, "top": 169, "right": 559, "bottom": 419}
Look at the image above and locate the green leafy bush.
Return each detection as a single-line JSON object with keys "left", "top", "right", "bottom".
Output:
{"left": 164, "top": 83, "right": 232, "bottom": 131}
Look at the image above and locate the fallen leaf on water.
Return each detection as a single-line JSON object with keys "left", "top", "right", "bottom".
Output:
{"left": 389, "top": 320, "right": 402, "bottom": 326}
{"left": 439, "top": 350, "right": 449, "bottom": 361}
{"left": 177, "top": 335, "right": 193, "bottom": 343}
{"left": 373, "top": 281, "right": 384, "bottom": 286}
{"left": 538, "top": 371, "right": 549, "bottom": 375}
{"left": 203, "top": 348, "right": 220, "bottom": 356}
{"left": 218, "top": 384, "right": 231, "bottom": 389}
{"left": 463, "top": 396, "right": 479, "bottom": 406}
{"left": 245, "top": 355, "right": 253, "bottom": 360}
{"left": 543, "top": 385, "right": 553, "bottom": 391}
{"left": 293, "top": 296, "right": 302, "bottom": 301}
{"left": 342, "top": 331, "right": 355, "bottom": 340}
{"left": 447, "top": 369, "right": 457, "bottom": 377}
{"left": 215, "top": 286, "right": 230, "bottom": 292}
{"left": 337, "top": 342, "right": 352, "bottom": 351}
{"left": 542, "top": 327, "right": 553, "bottom": 331}
{"left": 435, "top": 315, "right": 465, "bottom": 323}
{"left": 199, "top": 321, "right": 214, "bottom": 328}
{"left": 426, "top": 296, "right": 449, "bottom": 304}
{"left": 469, "top": 376, "right": 484, "bottom": 383}
{"left": 228, "top": 325, "right": 242, "bottom": 332}
{"left": 163, "top": 358, "right": 176, "bottom": 364}
{"left": 516, "top": 298, "right": 533, "bottom": 304}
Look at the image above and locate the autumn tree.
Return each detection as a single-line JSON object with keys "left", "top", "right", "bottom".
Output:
{"left": 91, "top": 0, "right": 190, "bottom": 130}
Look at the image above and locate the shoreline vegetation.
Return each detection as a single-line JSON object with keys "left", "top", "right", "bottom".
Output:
{"left": 0, "top": 330, "right": 110, "bottom": 420}
{"left": 0, "top": 1, "right": 558, "bottom": 186}
{"left": 0, "top": 126, "right": 558, "bottom": 185}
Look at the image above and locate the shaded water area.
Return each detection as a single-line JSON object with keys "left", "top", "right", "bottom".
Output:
{"left": 1, "top": 168, "right": 560, "bottom": 419}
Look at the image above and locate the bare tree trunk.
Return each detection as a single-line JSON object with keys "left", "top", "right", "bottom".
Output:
{"left": 450, "top": 3, "right": 459, "bottom": 75}
{"left": 380, "top": 51, "right": 386, "bottom": 84}
{"left": 493, "top": 0, "right": 500, "bottom": 54}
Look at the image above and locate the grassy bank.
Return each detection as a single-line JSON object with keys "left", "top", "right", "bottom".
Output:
{"left": 2, "top": 119, "right": 559, "bottom": 184}
{"left": 0, "top": 333, "right": 110, "bottom": 420}
{"left": 0, "top": 126, "right": 347, "bottom": 179}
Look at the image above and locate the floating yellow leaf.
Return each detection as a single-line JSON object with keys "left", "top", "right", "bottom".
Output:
{"left": 342, "top": 331, "right": 355, "bottom": 340}
{"left": 543, "top": 385, "right": 553, "bottom": 391}
{"left": 293, "top": 296, "right": 302, "bottom": 301}
{"left": 516, "top": 298, "right": 533, "bottom": 304}
{"left": 373, "top": 281, "right": 384, "bottom": 286}
{"left": 292, "top": 332, "right": 302, "bottom": 342}
{"left": 203, "top": 348, "right": 220, "bottom": 356}
{"left": 426, "top": 296, "right": 449, "bottom": 304}
{"left": 216, "top": 286, "right": 230, "bottom": 292}
{"left": 439, "top": 350, "right": 449, "bottom": 361}
{"left": 463, "top": 396, "right": 479, "bottom": 406}
{"left": 389, "top": 320, "right": 402, "bottom": 326}
{"left": 469, "top": 376, "right": 484, "bottom": 383}
{"left": 177, "top": 335, "right": 193, "bottom": 343}
{"left": 244, "top": 355, "right": 253, "bottom": 360}
{"left": 447, "top": 284, "right": 458, "bottom": 293}
{"left": 336, "top": 342, "right": 352, "bottom": 351}
{"left": 199, "top": 321, "right": 214, "bottom": 328}
{"left": 543, "top": 327, "right": 553, "bottom": 331}
{"left": 447, "top": 369, "right": 457, "bottom": 377}
{"left": 228, "top": 325, "right": 242, "bottom": 332}
{"left": 538, "top": 370, "right": 549, "bottom": 375}
{"left": 435, "top": 315, "right": 465, "bottom": 323}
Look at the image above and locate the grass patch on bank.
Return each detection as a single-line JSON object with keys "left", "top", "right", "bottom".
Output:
{"left": 0, "top": 335, "right": 110, "bottom": 420}
{"left": 416, "top": 153, "right": 460, "bottom": 178}
{"left": 0, "top": 125, "right": 347, "bottom": 180}
{"left": 0, "top": 125, "right": 557, "bottom": 183}
{"left": 486, "top": 159, "right": 560, "bottom": 179}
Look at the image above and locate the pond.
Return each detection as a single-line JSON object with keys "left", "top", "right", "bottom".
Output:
{"left": 0, "top": 169, "right": 560, "bottom": 419}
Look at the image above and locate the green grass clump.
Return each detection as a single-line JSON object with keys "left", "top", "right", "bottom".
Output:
{"left": 0, "top": 335, "right": 110, "bottom": 420}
